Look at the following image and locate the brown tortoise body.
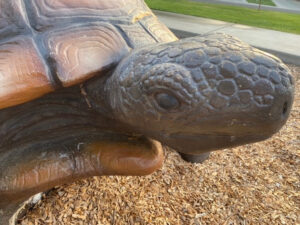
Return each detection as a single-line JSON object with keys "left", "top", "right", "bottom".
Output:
{"left": 0, "top": 0, "right": 294, "bottom": 224}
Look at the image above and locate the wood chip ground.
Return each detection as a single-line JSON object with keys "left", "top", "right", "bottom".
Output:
{"left": 19, "top": 66, "right": 300, "bottom": 225}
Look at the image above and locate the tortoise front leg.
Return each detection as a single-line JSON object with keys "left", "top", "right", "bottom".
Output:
{"left": 0, "top": 135, "right": 163, "bottom": 224}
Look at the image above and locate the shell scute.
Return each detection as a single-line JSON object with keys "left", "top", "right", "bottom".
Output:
{"left": 139, "top": 16, "right": 177, "bottom": 43}
{"left": 0, "top": 36, "right": 53, "bottom": 109}
{"left": 0, "top": 1, "right": 27, "bottom": 39}
{"left": 25, "top": 0, "right": 152, "bottom": 31}
{"left": 43, "top": 22, "right": 130, "bottom": 87}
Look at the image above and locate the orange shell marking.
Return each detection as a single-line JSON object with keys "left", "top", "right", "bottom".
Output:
{"left": 0, "top": 37, "right": 53, "bottom": 109}
{"left": 45, "top": 23, "right": 130, "bottom": 87}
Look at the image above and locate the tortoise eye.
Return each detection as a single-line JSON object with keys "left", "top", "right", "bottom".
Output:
{"left": 155, "top": 92, "right": 180, "bottom": 110}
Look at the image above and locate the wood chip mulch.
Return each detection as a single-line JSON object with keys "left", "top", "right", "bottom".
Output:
{"left": 19, "top": 66, "right": 300, "bottom": 225}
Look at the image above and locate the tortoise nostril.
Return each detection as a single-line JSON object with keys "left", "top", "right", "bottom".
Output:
{"left": 282, "top": 101, "right": 288, "bottom": 116}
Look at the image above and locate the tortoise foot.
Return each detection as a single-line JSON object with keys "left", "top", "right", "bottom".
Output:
{"left": 179, "top": 152, "right": 210, "bottom": 163}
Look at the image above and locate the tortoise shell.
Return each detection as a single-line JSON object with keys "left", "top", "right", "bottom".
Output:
{"left": 0, "top": 0, "right": 177, "bottom": 109}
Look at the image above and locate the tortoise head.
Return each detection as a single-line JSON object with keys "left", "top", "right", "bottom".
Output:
{"left": 106, "top": 34, "right": 294, "bottom": 155}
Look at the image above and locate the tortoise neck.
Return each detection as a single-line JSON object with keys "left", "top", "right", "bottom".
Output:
{"left": 84, "top": 72, "right": 114, "bottom": 117}
{"left": 0, "top": 83, "right": 131, "bottom": 151}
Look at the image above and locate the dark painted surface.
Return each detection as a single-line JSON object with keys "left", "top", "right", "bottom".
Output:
{"left": 0, "top": 1, "right": 294, "bottom": 224}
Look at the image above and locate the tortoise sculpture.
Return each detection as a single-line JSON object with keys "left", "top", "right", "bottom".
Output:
{"left": 0, "top": 0, "right": 294, "bottom": 223}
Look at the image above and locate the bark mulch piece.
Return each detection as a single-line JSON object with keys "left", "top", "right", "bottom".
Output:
{"left": 19, "top": 66, "right": 300, "bottom": 225}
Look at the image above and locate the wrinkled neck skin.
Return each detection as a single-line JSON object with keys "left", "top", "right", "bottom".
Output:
{"left": 0, "top": 73, "right": 131, "bottom": 159}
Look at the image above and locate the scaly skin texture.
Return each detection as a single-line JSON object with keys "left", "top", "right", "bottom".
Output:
{"left": 106, "top": 33, "right": 294, "bottom": 154}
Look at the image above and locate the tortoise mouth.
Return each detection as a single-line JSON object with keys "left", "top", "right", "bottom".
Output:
{"left": 159, "top": 132, "right": 271, "bottom": 155}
